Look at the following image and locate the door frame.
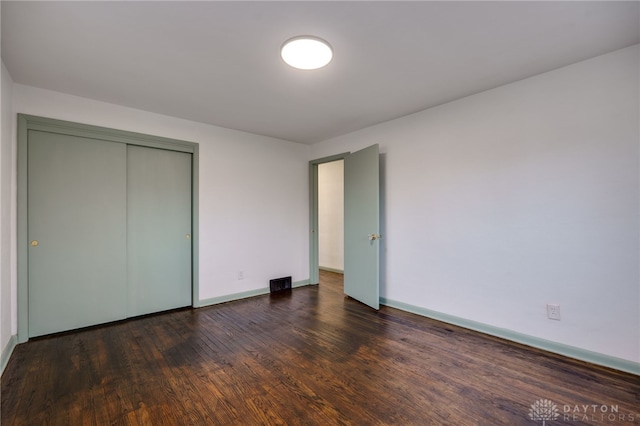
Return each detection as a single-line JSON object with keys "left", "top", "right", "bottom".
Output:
{"left": 308, "top": 153, "right": 349, "bottom": 285}
{"left": 17, "top": 114, "right": 200, "bottom": 343}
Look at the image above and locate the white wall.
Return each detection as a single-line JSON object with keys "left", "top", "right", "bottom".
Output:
{"left": 311, "top": 45, "right": 640, "bottom": 364}
{"left": 318, "top": 160, "right": 344, "bottom": 271}
{"left": 10, "top": 84, "right": 310, "bottom": 310}
{"left": 1, "top": 60, "right": 15, "bottom": 359}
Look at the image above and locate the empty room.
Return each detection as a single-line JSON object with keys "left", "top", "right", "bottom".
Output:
{"left": 1, "top": 2, "right": 639, "bottom": 425}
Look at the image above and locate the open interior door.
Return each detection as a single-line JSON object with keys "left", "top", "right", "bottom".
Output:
{"left": 344, "top": 144, "right": 380, "bottom": 309}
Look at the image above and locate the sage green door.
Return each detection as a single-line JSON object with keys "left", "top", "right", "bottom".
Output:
{"left": 344, "top": 144, "right": 380, "bottom": 309}
{"left": 28, "top": 131, "right": 128, "bottom": 337}
{"left": 127, "top": 146, "right": 192, "bottom": 316}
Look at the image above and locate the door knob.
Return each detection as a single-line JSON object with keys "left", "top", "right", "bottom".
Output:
{"left": 31, "top": 240, "right": 39, "bottom": 247}
{"left": 368, "top": 234, "right": 382, "bottom": 241}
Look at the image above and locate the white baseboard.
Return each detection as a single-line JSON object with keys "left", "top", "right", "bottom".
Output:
{"left": 1, "top": 334, "right": 18, "bottom": 376}
{"left": 319, "top": 267, "right": 344, "bottom": 274}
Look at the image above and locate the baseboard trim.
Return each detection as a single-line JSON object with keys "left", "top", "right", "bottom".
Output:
{"left": 319, "top": 267, "right": 344, "bottom": 274}
{"left": 199, "top": 280, "right": 311, "bottom": 307}
{"left": 1, "top": 335, "right": 18, "bottom": 376}
{"left": 292, "top": 279, "right": 311, "bottom": 288}
{"left": 380, "top": 297, "right": 639, "bottom": 376}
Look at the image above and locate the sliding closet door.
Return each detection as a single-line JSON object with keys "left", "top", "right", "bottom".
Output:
{"left": 127, "top": 145, "right": 192, "bottom": 316}
{"left": 28, "top": 131, "right": 127, "bottom": 337}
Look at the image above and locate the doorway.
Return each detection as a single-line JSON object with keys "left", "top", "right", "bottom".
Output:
{"left": 318, "top": 160, "right": 344, "bottom": 276}
{"left": 309, "top": 145, "right": 381, "bottom": 310}
{"left": 308, "top": 153, "right": 348, "bottom": 285}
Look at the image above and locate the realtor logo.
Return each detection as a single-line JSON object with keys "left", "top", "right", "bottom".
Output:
{"left": 529, "top": 399, "right": 560, "bottom": 425}
{"left": 528, "top": 398, "right": 637, "bottom": 423}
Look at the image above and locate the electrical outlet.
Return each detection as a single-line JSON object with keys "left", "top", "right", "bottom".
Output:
{"left": 547, "top": 304, "right": 561, "bottom": 320}
{"left": 237, "top": 271, "right": 245, "bottom": 280}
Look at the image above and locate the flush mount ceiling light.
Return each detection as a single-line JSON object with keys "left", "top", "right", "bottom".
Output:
{"left": 281, "top": 36, "right": 333, "bottom": 70}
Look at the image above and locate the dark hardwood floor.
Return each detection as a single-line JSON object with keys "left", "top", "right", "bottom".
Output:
{"left": 2, "top": 271, "right": 638, "bottom": 425}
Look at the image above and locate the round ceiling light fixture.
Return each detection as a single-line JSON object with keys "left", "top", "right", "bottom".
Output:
{"left": 281, "top": 36, "right": 333, "bottom": 70}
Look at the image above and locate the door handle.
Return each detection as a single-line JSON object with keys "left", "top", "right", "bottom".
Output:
{"left": 368, "top": 234, "right": 382, "bottom": 241}
{"left": 31, "top": 240, "right": 39, "bottom": 247}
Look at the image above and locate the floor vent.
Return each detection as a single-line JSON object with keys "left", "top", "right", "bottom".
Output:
{"left": 270, "top": 276, "right": 292, "bottom": 293}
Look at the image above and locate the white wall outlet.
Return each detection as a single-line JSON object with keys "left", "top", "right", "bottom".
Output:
{"left": 547, "top": 304, "right": 561, "bottom": 320}
{"left": 237, "top": 271, "right": 245, "bottom": 280}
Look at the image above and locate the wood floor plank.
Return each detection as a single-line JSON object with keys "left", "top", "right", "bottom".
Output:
{"left": 2, "top": 270, "right": 639, "bottom": 425}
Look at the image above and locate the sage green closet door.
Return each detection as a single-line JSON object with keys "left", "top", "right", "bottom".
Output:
{"left": 127, "top": 145, "right": 192, "bottom": 317}
{"left": 28, "top": 131, "right": 128, "bottom": 337}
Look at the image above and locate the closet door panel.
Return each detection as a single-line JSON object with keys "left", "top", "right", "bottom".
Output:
{"left": 28, "top": 131, "right": 128, "bottom": 337}
{"left": 127, "top": 146, "right": 192, "bottom": 316}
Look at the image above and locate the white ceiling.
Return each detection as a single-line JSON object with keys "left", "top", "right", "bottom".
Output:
{"left": 2, "top": 1, "right": 639, "bottom": 145}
